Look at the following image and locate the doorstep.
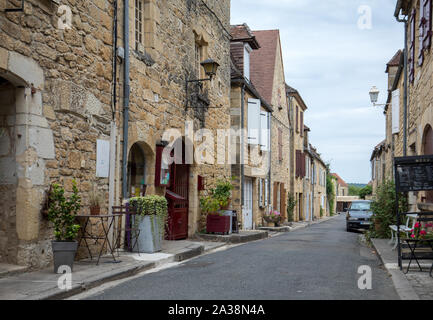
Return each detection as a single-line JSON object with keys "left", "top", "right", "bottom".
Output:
{"left": 0, "top": 263, "right": 28, "bottom": 279}
{"left": 0, "top": 240, "right": 219, "bottom": 300}
{"left": 194, "top": 231, "right": 268, "bottom": 244}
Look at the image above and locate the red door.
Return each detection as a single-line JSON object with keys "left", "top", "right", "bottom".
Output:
{"left": 165, "top": 163, "right": 189, "bottom": 240}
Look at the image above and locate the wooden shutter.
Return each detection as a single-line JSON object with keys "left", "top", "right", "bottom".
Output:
{"left": 301, "top": 152, "right": 306, "bottom": 177}
{"left": 273, "top": 182, "right": 278, "bottom": 210}
{"left": 248, "top": 99, "right": 261, "bottom": 145}
{"left": 410, "top": 9, "right": 416, "bottom": 83}
{"left": 259, "top": 179, "right": 263, "bottom": 207}
{"left": 420, "top": 0, "right": 425, "bottom": 66}
{"left": 280, "top": 183, "right": 286, "bottom": 219}
{"left": 295, "top": 150, "right": 301, "bottom": 177}
{"left": 424, "top": 0, "right": 432, "bottom": 49}
{"left": 296, "top": 106, "right": 299, "bottom": 133}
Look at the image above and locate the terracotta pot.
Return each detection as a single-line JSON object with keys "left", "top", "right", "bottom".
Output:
{"left": 221, "top": 199, "right": 231, "bottom": 210}
{"left": 90, "top": 206, "right": 100, "bottom": 216}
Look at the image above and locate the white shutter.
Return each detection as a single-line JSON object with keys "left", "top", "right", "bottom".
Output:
{"left": 259, "top": 179, "right": 263, "bottom": 207}
{"left": 260, "top": 111, "right": 269, "bottom": 151}
{"left": 244, "top": 44, "right": 251, "bottom": 81}
{"left": 264, "top": 178, "right": 269, "bottom": 206}
{"left": 392, "top": 89, "right": 400, "bottom": 134}
{"left": 248, "top": 98, "right": 261, "bottom": 145}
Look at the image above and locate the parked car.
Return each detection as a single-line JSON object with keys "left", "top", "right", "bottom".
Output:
{"left": 346, "top": 200, "right": 373, "bottom": 232}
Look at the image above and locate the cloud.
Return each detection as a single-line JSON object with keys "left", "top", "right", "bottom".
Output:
{"left": 231, "top": 0, "right": 402, "bottom": 183}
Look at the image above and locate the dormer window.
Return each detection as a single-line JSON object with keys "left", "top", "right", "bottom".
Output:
{"left": 244, "top": 43, "right": 252, "bottom": 81}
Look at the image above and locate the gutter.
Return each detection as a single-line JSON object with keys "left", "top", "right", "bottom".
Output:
{"left": 121, "top": 0, "right": 130, "bottom": 199}
{"left": 240, "top": 83, "right": 245, "bottom": 207}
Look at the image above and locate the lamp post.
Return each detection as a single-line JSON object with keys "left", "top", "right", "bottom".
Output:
{"left": 185, "top": 59, "right": 220, "bottom": 109}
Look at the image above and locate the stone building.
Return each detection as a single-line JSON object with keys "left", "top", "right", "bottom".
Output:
{"left": 331, "top": 172, "right": 349, "bottom": 213}
{"left": 287, "top": 84, "right": 308, "bottom": 221}
{"left": 229, "top": 24, "right": 272, "bottom": 230}
{"left": 309, "top": 144, "right": 328, "bottom": 219}
{"left": 250, "top": 29, "right": 291, "bottom": 223}
{"left": 0, "top": 0, "right": 231, "bottom": 268}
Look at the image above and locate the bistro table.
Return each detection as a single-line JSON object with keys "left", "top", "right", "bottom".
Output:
{"left": 76, "top": 214, "right": 122, "bottom": 265}
{"left": 402, "top": 238, "right": 433, "bottom": 277}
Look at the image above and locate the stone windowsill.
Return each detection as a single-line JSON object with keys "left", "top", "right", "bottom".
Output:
{"left": 417, "top": 202, "right": 433, "bottom": 212}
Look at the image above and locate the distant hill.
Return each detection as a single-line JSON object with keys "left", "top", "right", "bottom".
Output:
{"left": 348, "top": 183, "right": 367, "bottom": 189}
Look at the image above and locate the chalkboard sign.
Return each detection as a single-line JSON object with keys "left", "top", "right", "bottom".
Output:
{"left": 394, "top": 155, "right": 433, "bottom": 192}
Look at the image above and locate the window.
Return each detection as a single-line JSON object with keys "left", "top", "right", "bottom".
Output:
{"left": 264, "top": 178, "right": 269, "bottom": 206}
{"left": 195, "top": 42, "right": 203, "bottom": 78}
{"left": 409, "top": 8, "right": 416, "bottom": 82}
{"left": 260, "top": 111, "right": 270, "bottom": 151}
{"left": 244, "top": 44, "right": 252, "bottom": 81}
{"left": 300, "top": 112, "right": 304, "bottom": 137}
{"left": 135, "top": 0, "right": 144, "bottom": 51}
{"left": 418, "top": 0, "right": 433, "bottom": 66}
{"left": 296, "top": 106, "right": 299, "bottom": 133}
{"left": 259, "top": 179, "right": 264, "bottom": 208}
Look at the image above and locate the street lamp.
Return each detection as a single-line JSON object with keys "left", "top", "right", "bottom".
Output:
{"left": 369, "top": 86, "right": 390, "bottom": 107}
{"left": 185, "top": 58, "right": 220, "bottom": 109}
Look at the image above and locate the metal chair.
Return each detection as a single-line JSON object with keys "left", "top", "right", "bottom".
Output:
{"left": 112, "top": 205, "right": 141, "bottom": 256}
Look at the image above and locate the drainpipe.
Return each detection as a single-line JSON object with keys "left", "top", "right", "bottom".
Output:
{"left": 240, "top": 84, "right": 245, "bottom": 208}
{"left": 395, "top": 12, "right": 408, "bottom": 157}
{"left": 122, "top": 0, "right": 130, "bottom": 200}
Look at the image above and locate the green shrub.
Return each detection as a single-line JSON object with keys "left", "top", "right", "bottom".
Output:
{"left": 287, "top": 192, "right": 296, "bottom": 222}
{"left": 48, "top": 181, "right": 81, "bottom": 241}
{"left": 370, "top": 180, "right": 408, "bottom": 239}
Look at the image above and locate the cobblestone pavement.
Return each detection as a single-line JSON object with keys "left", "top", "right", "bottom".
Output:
{"left": 405, "top": 273, "right": 433, "bottom": 300}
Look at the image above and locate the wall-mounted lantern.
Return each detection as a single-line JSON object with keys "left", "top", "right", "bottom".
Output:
{"left": 185, "top": 59, "right": 220, "bottom": 109}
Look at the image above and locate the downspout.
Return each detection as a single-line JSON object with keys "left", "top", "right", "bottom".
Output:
{"left": 240, "top": 84, "right": 245, "bottom": 208}
{"left": 395, "top": 11, "right": 408, "bottom": 157}
{"left": 122, "top": 0, "right": 130, "bottom": 200}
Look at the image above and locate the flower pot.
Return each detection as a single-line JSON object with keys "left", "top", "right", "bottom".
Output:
{"left": 90, "top": 206, "right": 100, "bottom": 215}
{"left": 206, "top": 215, "right": 230, "bottom": 235}
{"left": 267, "top": 221, "right": 275, "bottom": 227}
{"left": 132, "top": 215, "right": 162, "bottom": 253}
{"left": 221, "top": 199, "right": 231, "bottom": 210}
{"left": 52, "top": 241, "right": 78, "bottom": 274}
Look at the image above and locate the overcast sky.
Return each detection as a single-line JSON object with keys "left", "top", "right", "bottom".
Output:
{"left": 231, "top": 0, "right": 403, "bottom": 184}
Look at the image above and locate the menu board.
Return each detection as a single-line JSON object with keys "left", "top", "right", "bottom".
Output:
{"left": 395, "top": 156, "right": 433, "bottom": 192}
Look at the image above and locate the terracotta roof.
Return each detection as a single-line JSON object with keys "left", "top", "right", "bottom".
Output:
{"left": 331, "top": 173, "right": 348, "bottom": 188}
{"left": 386, "top": 50, "right": 403, "bottom": 73}
{"left": 230, "top": 24, "right": 260, "bottom": 49}
{"left": 250, "top": 30, "right": 280, "bottom": 105}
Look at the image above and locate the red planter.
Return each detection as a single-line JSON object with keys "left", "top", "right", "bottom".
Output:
{"left": 206, "top": 215, "right": 230, "bottom": 235}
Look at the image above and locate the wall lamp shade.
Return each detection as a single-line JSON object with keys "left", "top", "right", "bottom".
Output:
{"left": 201, "top": 59, "right": 220, "bottom": 78}
{"left": 369, "top": 86, "right": 380, "bottom": 104}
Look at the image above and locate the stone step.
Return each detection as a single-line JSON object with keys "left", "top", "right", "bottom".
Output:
{"left": 0, "top": 263, "right": 28, "bottom": 279}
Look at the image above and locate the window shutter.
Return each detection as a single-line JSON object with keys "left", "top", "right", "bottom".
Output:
{"left": 280, "top": 183, "right": 286, "bottom": 219}
{"left": 260, "top": 111, "right": 269, "bottom": 151}
{"left": 424, "top": 0, "right": 432, "bottom": 49}
{"left": 264, "top": 178, "right": 269, "bottom": 206}
{"left": 259, "top": 178, "right": 263, "bottom": 207}
{"left": 248, "top": 99, "right": 261, "bottom": 145}
{"left": 273, "top": 182, "right": 278, "bottom": 210}
{"left": 296, "top": 106, "right": 299, "bottom": 133}
{"left": 419, "top": 0, "right": 425, "bottom": 66}
{"left": 301, "top": 152, "right": 306, "bottom": 177}
{"left": 295, "top": 150, "right": 300, "bottom": 177}
{"left": 392, "top": 89, "right": 400, "bottom": 134}
{"left": 410, "top": 9, "right": 416, "bottom": 83}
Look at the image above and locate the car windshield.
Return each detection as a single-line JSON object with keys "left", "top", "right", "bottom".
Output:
{"left": 350, "top": 202, "right": 371, "bottom": 211}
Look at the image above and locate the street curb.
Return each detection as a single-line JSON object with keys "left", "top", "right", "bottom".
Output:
{"left": 195, "top": 231, "right": 268, "bottom": 244}
{"left": 35, "top": 262, "right": 156, "bottom": 300}
{"left": 173, "top": 245, "right": 204, "bottom": 262}
{"left": 370, "top": 238, "right": 420, "bottom": 300}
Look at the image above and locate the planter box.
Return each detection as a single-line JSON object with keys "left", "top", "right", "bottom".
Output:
{"left": 52, "top": 241, "right": 78, "bottom": 274}
{"left": 132, "top": 215, "right": 162, "bottom": 253}
{"left": 207, "top": 215, "right": 230, "bottom": 235}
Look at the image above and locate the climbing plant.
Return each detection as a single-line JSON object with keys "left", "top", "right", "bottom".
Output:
{"left": 287, "top": 192, "right": 297, "bottom": 222}
{"left": 326, "top": 164, "right": 336, "bottom": 216}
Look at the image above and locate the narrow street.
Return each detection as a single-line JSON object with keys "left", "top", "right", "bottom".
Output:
{"left": 82, "top": 215, "right": 398, "bottom": 300}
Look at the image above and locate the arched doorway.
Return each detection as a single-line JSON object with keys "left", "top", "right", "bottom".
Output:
{"left": 127, "top": 143, "right": 147, "bottom": 198}
{"left": 0, "top": 76, "right": 18, "bottom": 263}
{"left": 422, "top": 124, "right": 433, "bottom": 202}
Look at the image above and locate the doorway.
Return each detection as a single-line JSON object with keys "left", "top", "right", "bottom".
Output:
{"left": 243, "top": 177, "right": 253, "bottom": 230}
{"left": 127, "top": 143, "right": 146, "bottom": 198}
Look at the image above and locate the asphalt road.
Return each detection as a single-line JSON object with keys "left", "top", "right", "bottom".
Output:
{"left": 84, "top": 215, "right": 399, "bottom": 300}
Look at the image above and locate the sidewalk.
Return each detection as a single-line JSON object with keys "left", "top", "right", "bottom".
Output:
{"left": 0, "top": 240, "right": 225, "bottom": 300}
{"left": 258, "top": 214, "right": 339, "bottom": 233}
{"left": 371, "top": 238, "right": 433, "bottom": 300}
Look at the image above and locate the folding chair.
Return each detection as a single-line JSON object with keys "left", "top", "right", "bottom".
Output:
{"left": 112, "top": 205, "right": 141, "bottom": 256}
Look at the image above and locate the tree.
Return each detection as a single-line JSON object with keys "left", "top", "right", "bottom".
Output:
{"left": 359, "top": 185, "right": 373, "bottom": 200}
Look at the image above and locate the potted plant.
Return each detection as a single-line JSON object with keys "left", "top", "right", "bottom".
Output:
{"left": 89, "top": 187, "right": 102, "bottom": 215}
{"left": 129, "top": 195, "right": 168, "bottom": 253}
{"left": 212, "top": 179, "right": 234, "bottom": 210}
{"left": 263, "top": 210, "right": 282, "bottom": 227}
{"left": 47, "top": 181, "right": 81, "bottom": 274}
{"left": 200, "top": 195, "right": 231, "bottom": 235}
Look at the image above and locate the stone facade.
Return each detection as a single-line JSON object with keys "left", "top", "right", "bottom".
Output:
{"left": 0, "top": 0, "right": 231, "bottom": 268}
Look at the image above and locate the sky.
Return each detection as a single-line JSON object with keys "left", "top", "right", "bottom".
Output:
{"left": 230, "top": 0, "right": 404, "bottom": 184}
